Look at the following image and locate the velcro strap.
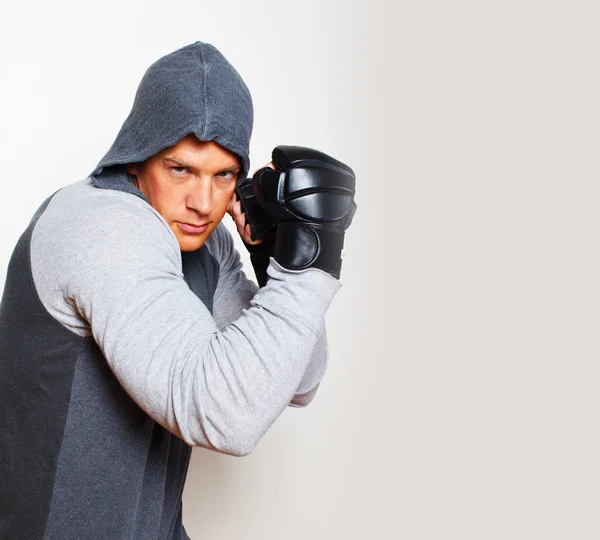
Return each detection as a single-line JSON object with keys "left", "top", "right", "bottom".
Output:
{"left": 275, "top": 221, "right": 345, "bottom": 278}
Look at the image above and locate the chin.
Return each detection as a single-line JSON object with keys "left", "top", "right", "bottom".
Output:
{"left": 177, "top": 235, "right": 207, "bottom": 252}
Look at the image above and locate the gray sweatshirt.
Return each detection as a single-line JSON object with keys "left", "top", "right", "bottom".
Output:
{"left": 0, "top": 42, "right": 341, "bottom": 539}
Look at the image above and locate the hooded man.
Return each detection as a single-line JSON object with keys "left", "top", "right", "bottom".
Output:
{"left": 0, "top": 41, "right": 355, "bottom": 539}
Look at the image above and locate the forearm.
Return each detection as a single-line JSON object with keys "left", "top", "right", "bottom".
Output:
{"left": 224, "top": 266, "right": 330, "bottom": 408}
{"left": 97, "top": 258, "right": 340, "bottom": 456}
{"left": 170, "top": 261, "right": 338, "bottom": 454}
{"left": 289, "top": 326, "right": 329, "bottom": 407}
{"left": 208, "top": 225, "right": 333, "bottom": 409}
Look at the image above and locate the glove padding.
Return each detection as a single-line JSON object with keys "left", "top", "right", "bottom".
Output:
{"left": 249, "top": 145, "right": 357, "bottom": 280}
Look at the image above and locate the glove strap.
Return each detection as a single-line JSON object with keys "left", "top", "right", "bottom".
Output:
{"left": 245, "top": 228, "right": 276, "bottom": 288}
{"left": 250, "top": 254, "right": 270, "bottom": 288}
{"left": 234, "top": 176, "right": 274, "bottom": 240}
{"left": 275, "top": 221, "right": 345, "bottom": 279}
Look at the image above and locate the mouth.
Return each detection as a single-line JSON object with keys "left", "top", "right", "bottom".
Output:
{"left": 176, "top": 222, "right": 210, "bottom": 234}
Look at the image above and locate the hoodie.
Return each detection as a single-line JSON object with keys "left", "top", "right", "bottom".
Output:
{"left": 0, "top": 42, "right": 340, "bottom": 540}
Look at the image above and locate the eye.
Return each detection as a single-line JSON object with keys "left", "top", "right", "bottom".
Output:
{"left": 171, "top": 166, "right": 188, "bottom": 174}
{"left": 216, "top": 171, "right": 237, "bottom": 181}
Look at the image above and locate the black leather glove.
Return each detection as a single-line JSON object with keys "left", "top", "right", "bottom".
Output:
{"left": 234, "top": 177, "right": 276, "bottom": 287}
{"left": 239, "top": 145, "right": 357, "bottom": 280}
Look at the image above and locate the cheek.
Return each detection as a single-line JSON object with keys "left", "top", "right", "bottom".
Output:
{"left": 214, "top": 185, "right": 236, "bottom": 214}
{"left": 153, "top": 185, "right": 187, "bottom": 218}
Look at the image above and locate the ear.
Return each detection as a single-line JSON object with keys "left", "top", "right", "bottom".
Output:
{"left": 125, "top": 163, "right": 140, "bottom": 177}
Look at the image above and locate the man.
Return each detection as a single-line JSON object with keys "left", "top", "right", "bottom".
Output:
{"left": 0, "top": 41, "right": 355, "bottom": 539}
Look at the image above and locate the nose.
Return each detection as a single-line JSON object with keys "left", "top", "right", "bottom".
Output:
{"left": 185, "top": 176, "right": 212, "bottom": 216}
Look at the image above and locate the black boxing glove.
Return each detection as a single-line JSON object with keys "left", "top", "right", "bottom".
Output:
{"left": 250, "top": 145, "right": 357, "bottom": 280}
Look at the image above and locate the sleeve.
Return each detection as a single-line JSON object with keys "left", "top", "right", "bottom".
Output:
{"left": 35, "top": 198, "right": 341, "bottom": 456}
{"left": 207, "top": 223, "right": 331, "bottom": 408}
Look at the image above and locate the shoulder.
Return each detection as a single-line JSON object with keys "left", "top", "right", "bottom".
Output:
{"left": 39, "top": 177, "right": 172, "bottom": 233}
{"left": 31, "top": 178, "right": 185, "bottom": 302}
{"left": 32, "top": 178, "right": 181, "bottom": 263}
{"left": 29, "top": 179, "right": 185, "bottom": 335}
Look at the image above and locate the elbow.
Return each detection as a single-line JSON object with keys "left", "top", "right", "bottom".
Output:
{"left": 184, "top": 414, "right": 262, "bottom": 457}
{"left": 212, "top": 410, "right": 267, "bottom": 456}
{"left": 210, "top": 430, "right": 259, "bottom": 457}
{"left": 289, "top": 383, "right": 320, "bottom": 408}
{"left": 289, "top": 396, "right": 313, "bottom": 408}
{"left": 227, "top": 437, "right": 257, "bottom": 457}
{"left": 188, "top": 431, "right": 258, "bottom": 457}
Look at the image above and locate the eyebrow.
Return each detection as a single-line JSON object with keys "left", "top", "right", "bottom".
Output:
{"left": 163, "top": 156, "right": 241, "bottom": 173}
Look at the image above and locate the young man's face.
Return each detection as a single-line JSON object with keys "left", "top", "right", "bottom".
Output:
{"left": 126, "top": 134, "right": 242, "bottom": 251}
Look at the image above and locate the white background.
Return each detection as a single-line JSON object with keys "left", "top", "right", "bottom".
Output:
{"left": 1, "top": 1, "right": 599, "bottom": 539}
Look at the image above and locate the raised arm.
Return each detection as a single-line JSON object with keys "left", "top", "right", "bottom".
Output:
{"left": 31, "top": 190, "right": 340, "bottom": 457}
{"left": 206, "top": 222, "right": 331, "bottom": 407}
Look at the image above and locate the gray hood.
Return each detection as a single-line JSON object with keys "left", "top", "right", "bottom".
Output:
{"left": 90, "top": 41, "right": 253, "bottom": 199}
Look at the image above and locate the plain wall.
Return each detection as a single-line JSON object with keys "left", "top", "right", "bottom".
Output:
{"left": 1, "top": 1, "right": 599, "bottom": 539}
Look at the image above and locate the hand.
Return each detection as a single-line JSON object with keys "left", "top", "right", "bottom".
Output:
{"left": 229, "top": 161, "right": 278, "bottom": 288}
{"left": 227, "top": 161, "right": 277, "bottom": 245}
{"left": 226, "top": 192, "right": 263, "bottom": 246}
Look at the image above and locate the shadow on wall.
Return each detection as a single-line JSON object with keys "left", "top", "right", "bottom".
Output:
{"left": 182, "top": 446, "right": 258, "bottom": 532}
